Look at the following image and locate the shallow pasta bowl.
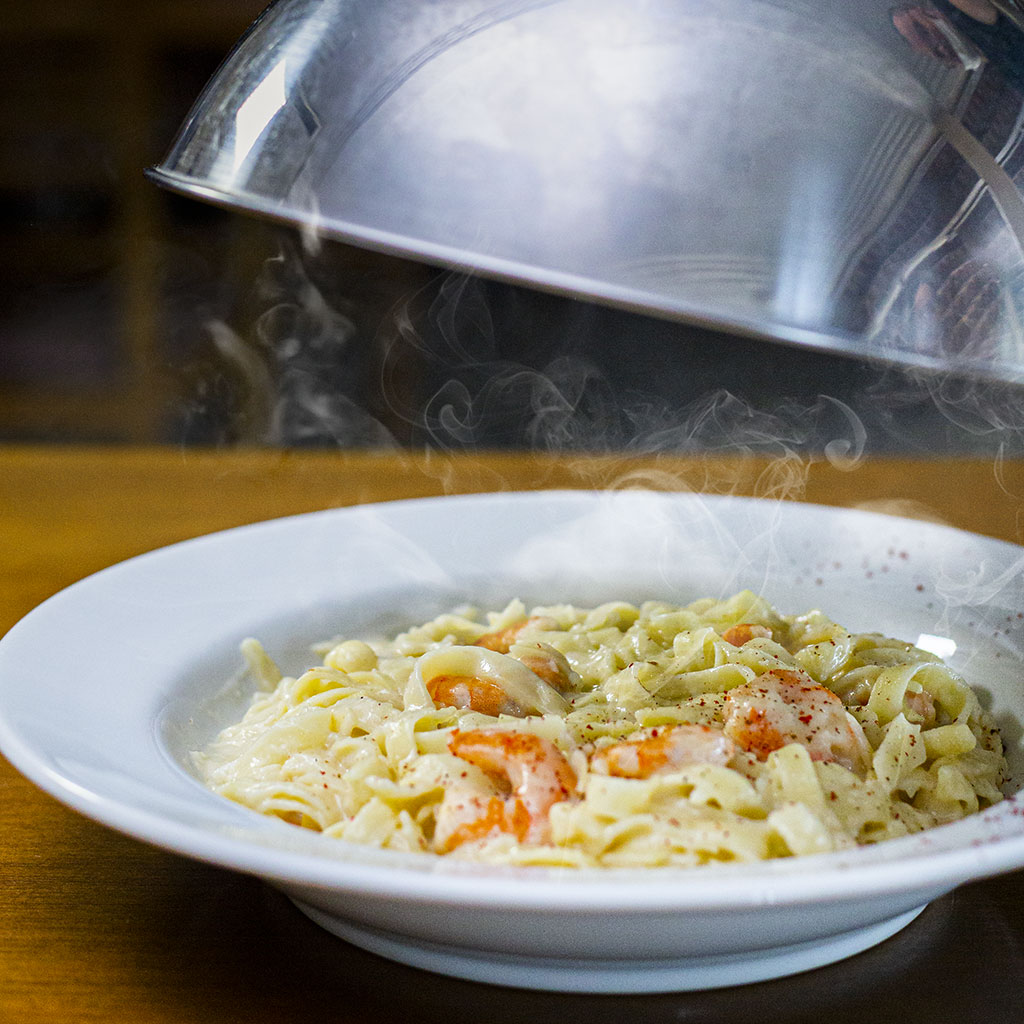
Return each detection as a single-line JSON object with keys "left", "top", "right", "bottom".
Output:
{"left": 0, "top": 490, "right": 1023, "bottom": 993}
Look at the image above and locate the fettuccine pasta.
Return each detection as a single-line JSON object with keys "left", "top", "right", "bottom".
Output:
{"left": 196, "top": 592, "right": 1007, "bottom": 867}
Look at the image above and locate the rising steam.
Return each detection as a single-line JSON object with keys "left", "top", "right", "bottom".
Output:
{"left": 185, "top": 230, "right": 1023, "bottom": 510}
{"left": 194, "top": 239, "right": 398, "bottom": 448}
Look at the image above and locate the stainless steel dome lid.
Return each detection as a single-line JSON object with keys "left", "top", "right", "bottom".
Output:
{"left": 148, "top": 0, "right": 1024, "bottom": 383}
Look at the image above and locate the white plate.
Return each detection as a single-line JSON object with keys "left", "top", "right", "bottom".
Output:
{"left": 2, "top": 490, "right": 1023, "bottom": 993}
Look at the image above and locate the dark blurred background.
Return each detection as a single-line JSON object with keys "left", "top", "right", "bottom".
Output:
{"left": 3, "top": 0, "right": 1023, "bottom": 458}
{"left": 0, "top": 0, "right": 273, "bottom": 442}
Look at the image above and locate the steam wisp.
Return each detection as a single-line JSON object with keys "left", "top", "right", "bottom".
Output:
{"left": 182, "top": 232, "right": 1023, "bottom": 515}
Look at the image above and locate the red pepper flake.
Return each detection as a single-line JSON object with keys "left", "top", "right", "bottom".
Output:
{"left": 798, "top": 714, "right": 813, "bottom": 724}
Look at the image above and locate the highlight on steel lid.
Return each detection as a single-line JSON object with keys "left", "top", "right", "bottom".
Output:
{"left": 147, "top": 0, "right": 1024, "bottom": 383}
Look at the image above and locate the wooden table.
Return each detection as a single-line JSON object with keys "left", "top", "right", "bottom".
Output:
{"left": 2, "top": 445, "right": 1023, "bottom": 1023}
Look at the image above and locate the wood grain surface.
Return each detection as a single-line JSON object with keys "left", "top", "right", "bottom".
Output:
{"left": 1, "top": 445, "right": 1022, "bottom": 1023}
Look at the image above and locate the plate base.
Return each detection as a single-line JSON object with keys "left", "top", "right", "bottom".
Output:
{"left": 290, "top": 899, "right": 926, "bottom": 993}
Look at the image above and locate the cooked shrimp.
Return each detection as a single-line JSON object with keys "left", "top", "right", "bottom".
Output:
{"left": 508, "top": 642, "right": 578, "bottom": 693}
{"left": 590, "top": 724, "right": 735, "bottom": 778}
{"left": 474, "top": 617, "right": 578, "bottom": 692}
{"left": 723, "top": 669, "right": 870, "bottom": 773}
{"left": 434, "top": 728, "right": 577, "bottom": 851}
{"left": 414, "top": 646, "right": 569, "bottom": 717}
{"left": 426, "top": 675, "right": 522, "bottom": 717}
{"left": 721, "top": 623, "right": 773, "bottom": 646}
{"left": 475, "top": 616, "right": 554, "bottom": 653}
{"left": 904, "top": 687, "right": 937, "bottom": 728}
{"left": 842, "top": 680, "right": 935, "bottom": 728}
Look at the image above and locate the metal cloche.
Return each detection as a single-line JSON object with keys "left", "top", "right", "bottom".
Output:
{"left": 149, "top": 0, "right": 1024, "bottom": 382}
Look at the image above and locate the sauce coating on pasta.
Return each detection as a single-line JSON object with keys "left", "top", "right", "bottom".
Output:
{"left": 195, "top": 592, "right": 1008, "bottom": 867}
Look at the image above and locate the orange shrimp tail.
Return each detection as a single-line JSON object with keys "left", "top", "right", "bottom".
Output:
{"left": 506, "top": 798, "right": 532, "bottom": 841}
{"left": 437, "top": 795, "right": 533, "bottom": 852}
